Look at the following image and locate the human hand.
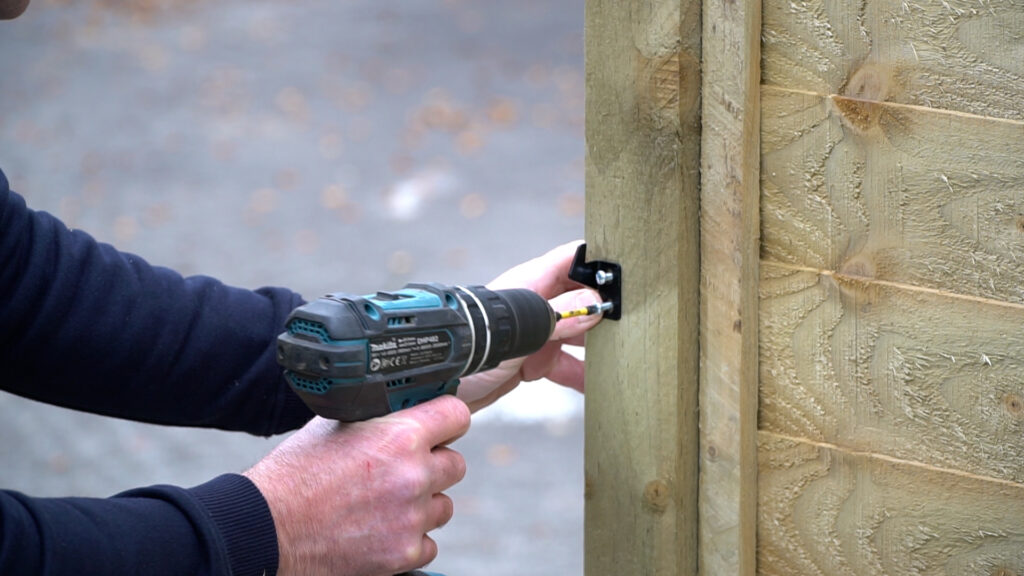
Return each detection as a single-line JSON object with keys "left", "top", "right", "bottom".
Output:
{"left": 456, "top": 241, "right": 604, "bottom": 412}
{"left": 243, "top": 395, "right": 470, "bottom": 576}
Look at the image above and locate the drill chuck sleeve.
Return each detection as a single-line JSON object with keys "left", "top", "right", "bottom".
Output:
{"left": 473, "top": 287, "right": 555, "bottom": 369}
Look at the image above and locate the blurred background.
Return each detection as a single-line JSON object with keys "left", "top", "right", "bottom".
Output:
{"left": 0, "top": 0, "right": 587, "bottom": 574}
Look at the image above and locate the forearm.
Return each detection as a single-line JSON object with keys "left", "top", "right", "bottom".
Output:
{"left": 0, "top": 172, "right": 312, "bottom": 434}
{"left": 0, "top": 475, "right": 278, "bottom": 576}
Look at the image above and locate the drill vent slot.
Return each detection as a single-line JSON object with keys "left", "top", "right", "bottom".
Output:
{"left": 288, "top": 319, "right": 331, "bottom": 343}
{"left": 387, "top": 378, "right": 412, "bottom": 388}
{"left": 287, "top": 373, "right": 331, "bottom": 395}
{"left": 387, "top": 316, "right": 414, "bottom": 327}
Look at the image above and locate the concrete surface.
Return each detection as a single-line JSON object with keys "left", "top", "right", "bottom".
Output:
{"left": 0, "top": 1, "right": 587, "bottom": 574}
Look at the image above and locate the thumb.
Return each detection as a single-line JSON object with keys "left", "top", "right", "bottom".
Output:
{"left": 549, "top": 288, "right": 605, "bottom": 342}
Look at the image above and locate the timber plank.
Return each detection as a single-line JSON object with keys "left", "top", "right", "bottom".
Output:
{"left": 758, "top": 433, "right": 1024, "bottom": 576}
{"left": 759, "top": 262, "right": 1024, "bottom": 484}
{"left": 761, "top": 86, "right": 1024, "bottom": 304}
{"left": 762, "top": 0, "right": 1024, "bottom": 121}
{"left": 699, "top": 0, "right": 760, "bottom": 574}
{"left": 584, "top": 0, "right": 701, "bottom": 575}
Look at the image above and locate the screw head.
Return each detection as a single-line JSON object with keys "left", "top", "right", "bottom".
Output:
{"left": 595, "top": 269, "right": 614, "bottom": 286}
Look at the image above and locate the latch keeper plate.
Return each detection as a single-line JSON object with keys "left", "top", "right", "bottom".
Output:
{"left": 567, "top": 243, "right": 622, "bottom": 321}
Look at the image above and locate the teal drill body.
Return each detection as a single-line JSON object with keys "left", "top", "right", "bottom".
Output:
{"left": 277, "top": 283, "right": 555, "bottom": 422}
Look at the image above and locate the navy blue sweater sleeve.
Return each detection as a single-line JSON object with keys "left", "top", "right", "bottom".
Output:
{"left": 0, "top": 168, "right": 318, "bottom": 576}
{"left": 0, "top": 169, "right": 313, "bottom": 435}
{"left": 0, "top": 474, "right": 278, "bottom": 576}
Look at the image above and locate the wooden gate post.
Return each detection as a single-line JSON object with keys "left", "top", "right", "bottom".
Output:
{"left": 583, "top": 1, "right": 702, "bottom": 574}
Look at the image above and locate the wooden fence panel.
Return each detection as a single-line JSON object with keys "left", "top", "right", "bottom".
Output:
{"left": 758, "top": 434, "right": 1024, "bottom": 576}
{"left": 762, "top": 0, "right": 1024, "bottom": 121}
{"left": 758, "top": 2, "right": 1024, "bottom": 575}
{"left": 760, "top": 262, "right": 1024, "bottom": 484}
{"left": 761, "top": 86, "right": 1024, "bottom": 304}
{"left": 586, "top": 1, "right": 1024, "bottom": 574}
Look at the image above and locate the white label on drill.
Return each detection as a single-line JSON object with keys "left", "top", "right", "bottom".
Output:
{"left": 368, "top": 331, "right": 452, "bottom": 374}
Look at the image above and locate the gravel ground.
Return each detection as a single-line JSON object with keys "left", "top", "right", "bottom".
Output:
{"left": 0, "top": 1, "right": 587, "bottom": 574}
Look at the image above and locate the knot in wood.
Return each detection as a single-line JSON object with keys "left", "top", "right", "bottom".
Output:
{"left": 707, "top": 443, "right": 719, "bottom": 461}
{"left": 831, "top": 95, "right": 884, "bottom": 134}
{"left": 1004, "top": 393, "right": 1024, "bottom": 417}
{"left": 834, "top": 63, "right": 893, "bottom": 133}
{"left": 642, "top": 479, "right": 671, "bottom": 514}
{"left": 732, "top": 319, "right": 742, "bottom": 334}
{"left": 844, "top": 63, "right": 891, "bottom": 102}
{"left": 636, "top": 49, "right": 699, "bottom": 127}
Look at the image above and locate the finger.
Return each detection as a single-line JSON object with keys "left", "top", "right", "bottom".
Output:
{"left": 548, "top": 288, "right": 604, "bottom": 341}
{"left": 428, "top": 493, "right": 455, "bottom": 530}
{"left": 458, "top": 374, "right": 521, "bottom": 414}
{"left": 418, "top": 535, "right": 439, "bottom": 568}
{"left": 396, "top": 534, "right": 439, "bottom": 575}
{"left": 519, "top": 341, "right": 562, "bottom": 382}
{"left": 430, "top": 446, "right": 467, "bottom": 492}
{"left": 528, "top": 240, "right": 590, "bottom": 296}
{"left": 541, "top": 351, "right": 586, "bottom": 393}
{"left": 520, "top": 340, "right": 586, "bottom": 391}
{"left": 560, "top": 333, "right": 587, "bottom": 348}
{"left": 400, "top": 394, "right": 472, "bottom": 447}
{"left": 488, "top": 241, "right": 587, "bottom": 297}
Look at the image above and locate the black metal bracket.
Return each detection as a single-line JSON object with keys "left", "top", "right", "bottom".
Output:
{"left": 568, "top": 243, "right": 622, "bottom": 320}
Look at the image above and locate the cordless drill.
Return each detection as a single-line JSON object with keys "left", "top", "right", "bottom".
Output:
{"left": 277, "top": 283, "right": 567, "bottom": 422}
{"left": 276, "top": 282, "right": 608, "bottom": 576}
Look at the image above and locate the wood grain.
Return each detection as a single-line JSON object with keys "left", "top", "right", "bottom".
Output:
{"left": 761, "top": 86, "right": 1024, "bottom": 304}
{"left": 584, "top": 0, "right": 701, "bottom": 574}
{"left": 758, "top": 433, "right": 1024, "bottom": 576}
{"left": 758, "top": 3, "right": 1024, "bottom": 576}
{"left": 759, "top": 261, "right": 1024, "bottom": 483}
{"left": 699, "top": 0, "right": 761, "bottom": 574}
{"left": 762, "top": 0, "right": 1024, "bottom": 121}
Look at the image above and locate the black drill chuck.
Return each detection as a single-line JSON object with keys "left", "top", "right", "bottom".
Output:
{"left": 277, "top": 283, "right": 555, "bottom": 421}
{"left": 459, "top": 285, "right": 554, "bottom": 371}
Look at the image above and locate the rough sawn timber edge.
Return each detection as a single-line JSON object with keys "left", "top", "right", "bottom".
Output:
{"left": 698, "top": 0, "right": 761, "bottom": 574}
